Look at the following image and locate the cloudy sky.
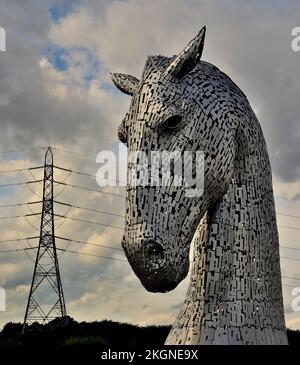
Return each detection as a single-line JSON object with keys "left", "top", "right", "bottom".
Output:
{"left": 0, "top": 0, "right": 300, "bottom": 331}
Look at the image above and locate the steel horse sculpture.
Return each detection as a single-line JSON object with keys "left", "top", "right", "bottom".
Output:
{"left": 110, "top": 27, "right": 288, "bottom": 345}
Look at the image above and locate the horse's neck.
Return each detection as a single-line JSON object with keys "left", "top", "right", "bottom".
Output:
{"left": 166, "top": 118, "right": 288, "bottom": 345}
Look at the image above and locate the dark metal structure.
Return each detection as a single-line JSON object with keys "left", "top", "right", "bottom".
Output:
{"left": 23, "top": 147, "right": 67, "bottom": 331}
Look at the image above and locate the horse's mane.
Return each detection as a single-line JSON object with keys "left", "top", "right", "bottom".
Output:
{"left": 142, "top": 55, "right": 251, "bottom": 115}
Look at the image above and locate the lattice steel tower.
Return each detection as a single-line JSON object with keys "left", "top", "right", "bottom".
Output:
{"left": 23, "top": 147, "right": 67, "bottom": 331}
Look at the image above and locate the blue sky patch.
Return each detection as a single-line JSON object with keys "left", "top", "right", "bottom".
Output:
{"left": 44, "top": 46, "right": 69, "bottom": 71}
{"left": 49, "top": 1, "right": 76, "bottom": 23}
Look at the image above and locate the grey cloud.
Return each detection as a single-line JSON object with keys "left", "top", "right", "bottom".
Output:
{"left": 0, "top": 0, "right": 126, "bottom": 154}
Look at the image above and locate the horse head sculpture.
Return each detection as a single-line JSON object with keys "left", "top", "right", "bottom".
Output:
{"left": 110, "top": 27, "right": 288, "bottom": 345}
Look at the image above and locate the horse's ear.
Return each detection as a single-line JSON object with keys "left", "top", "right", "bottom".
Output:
{"left": 164, "top": 26, "right": 206, "bottom": 79}
{"left": 110, "top": 73, "right": 140, "bottom": 96}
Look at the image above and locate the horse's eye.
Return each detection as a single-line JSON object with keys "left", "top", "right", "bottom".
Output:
{"left": 163, "top": 115, "right": 183, "bottom": 131}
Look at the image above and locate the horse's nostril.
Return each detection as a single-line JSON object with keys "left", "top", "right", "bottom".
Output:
{"left": 144, "top": 240, "right": 165, "bottom": 260}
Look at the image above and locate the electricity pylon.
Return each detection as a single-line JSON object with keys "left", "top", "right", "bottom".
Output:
{"left": 23, "top": 147, "right": 67, "bottom": 331}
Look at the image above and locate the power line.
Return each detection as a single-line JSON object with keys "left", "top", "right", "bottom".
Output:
{"left": 26, "top": 202, "right": 44, "bottom": 217}
{"left": 278, "top": 224, "right": 300, "bottom": 232}
{"left": 27, "top": 169, "right": 43, "bottom": 186}
{"left": 0, "top": 234, "right": 118, "bottom": 252}
{"left": 0, "top": 213, "right": 41, "bottom": 220}
{"left": 9, "top": 212, "right": 42, "bottom": 220}
{"left": 51, "top": 147, "right": 96, "bottom": 161}
{"left": 0, "top": 168, "right": 31, "bottom": 174}
{"left": 0, "top": 235, "right": 123, "bottom": 252}
{"left": 283, "top": 284, "right": 299, "bottom": 288}
{"left": 209, "top": 219, "right": 300, "bottom": 233}
{"left": 25, "top": 181, "right": 43, "bottom": 199}
{"left": 277, "top": 212, "right": 300, "bottom": 219}
{"left": 0, "top": 201, "right": 42, "bottom": 209}
{"left": 53, "top": 165, "right": 127, "bottom": 185}
{"left": 54, "top": 165, "right": 95, "bottom": 177}
{"left": 54, "top": 200, "right": 124, "bottom": 218}
{"left": 24, "top": 215, "right": 41, "bottom": 232}
{"left": 55, "top": 236, "right": 123, "bottom": 251}
{"left": 53, "top": 180, "right": 125, "bottom": 198}
{"left": 0, "top": 236, "right": 39, "bottom": 244}
{"left": 281, "top": 256, "right": 300, "bottom": 262}
{"left": 0, "top": 147, "right": 46, "bottom": 154}
{"left": 0, "top": 180, "right": 43, "bottom": 188}
{"left": 0, "top": 247, "right": 38, "bottom": 253}
{"left": 52, "top": 183, "right": 69, "bottom": 199}
{"left": 0, "top": 166, "right": 44, "bottom": 174}
{"left": 280, "top": 245, "right": 300, "bottom": 251}
{"left": 54, "top": 213, "right": 124, "bottom": 230}
{"left": 56, "top": 247, "right": 127, "bottom": 262}
{"left": 282, "top": 275, "right": 300, "bottom": 282}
